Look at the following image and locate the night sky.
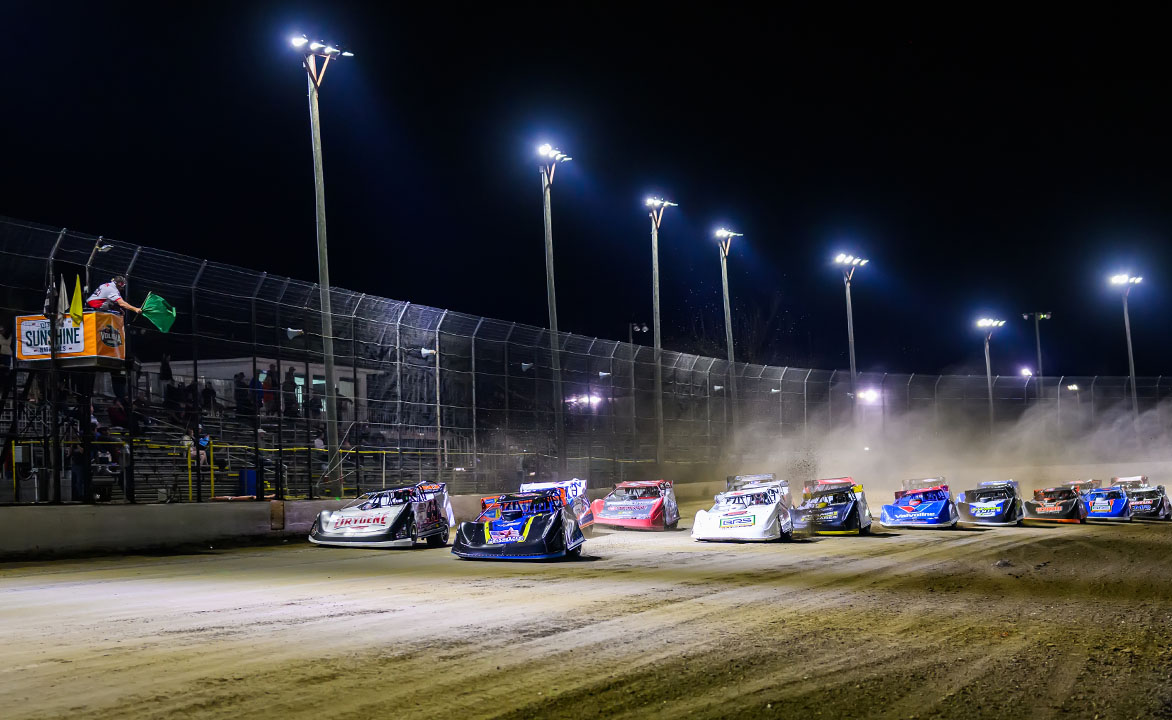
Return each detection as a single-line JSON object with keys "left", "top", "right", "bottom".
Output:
{"left": 6, "top": 4, "right": 1170, "bottom": 377}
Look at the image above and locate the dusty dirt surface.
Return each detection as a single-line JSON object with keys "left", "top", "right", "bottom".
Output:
{"left": 3, "top": 501, "right": 1172, "bottom": 720}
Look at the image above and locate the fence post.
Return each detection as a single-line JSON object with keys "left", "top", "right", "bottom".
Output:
{"left": 828, "top": 369, "right": 836, "bottom": 431}
{"left": 249, "top": 273, "right": 266, "bottom": 501}
{"left": 190, "top": 260, "right": 207, "bottom": 502}
{"left": 933, "top": 376, "right": 942, "bottom": 430}
{"left": 45, "top": 228, "right": 66, "bottom": 504}
{"left": 274, "top": 278, "right": 290, "bottom": 501}
{"left": 395, "top": 303, "right": 409, "bottom": 484}
{"left": 503, "top": 323, "right": 515, "bottom": 479}
{"left": 435, "top": 310, "right": 448, "bottom": 483}
{"left": 802, "top": 369, "right": 812, "bottom": 438}
{"left": 470, "top": 318, "right": 484, "bottom": 489}
{"left": 1090, "top": 376, "right": 1097, "bottom": 423}
{"left": 351, "top": 294, "right": 366, "bottom": 497}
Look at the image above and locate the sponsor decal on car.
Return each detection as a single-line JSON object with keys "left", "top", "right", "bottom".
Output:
{"left": 719, "top": 515, "right": 755, "bottom": 528}
{"left": 331, "top": 513, "right": 389, "bottom": 529}
{"left": 1091, "top": 499, "right": 1113, "bottom": 512}
{"left": 1037, "top": 505, "right": 1063, "bottom": 513}
{"left": 488, "top": 528, "right": 523, "bottom": 544}
{"left": 971, "top": 505, "right": 1000, "bottom": 517}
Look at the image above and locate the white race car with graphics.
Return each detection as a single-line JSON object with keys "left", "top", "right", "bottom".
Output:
{"left": 309, "top": 482, "right": 455, "bottom": 548}
{"left": 692, "top": 474, "right": 793, "bottom": 542}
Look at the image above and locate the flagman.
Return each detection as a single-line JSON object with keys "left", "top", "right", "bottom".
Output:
{"left": 85, "top": 276, "right": 141, "bottom": 316}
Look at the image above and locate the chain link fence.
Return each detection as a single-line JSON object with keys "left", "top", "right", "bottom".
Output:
{"left": 1, "top": 214, "right": 1168, "bottom": 503}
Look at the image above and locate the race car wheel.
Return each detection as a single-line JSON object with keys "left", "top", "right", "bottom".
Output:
{"left": 666, "top": 519, "right": 678, "bottom": 531}
{"left": 1079, "top": 517, "right": 1087, "bottom": 524}
{"left": 567, "top": 543, "right": 583, "bottom": 558}
{"left": 858, "top": 510, "right": 871, "bottom": 535}
{"left": 426, "top": 523, "right": 449, "bottom": 547}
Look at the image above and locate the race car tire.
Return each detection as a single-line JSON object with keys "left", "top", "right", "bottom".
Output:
{"left": 1079, "top": 517, "right": 1087, "bottom": 524}
{"left": 309, "top": 519, "right": 320, "bottom": 538}
{"left": 426, "top": 523, "right": 449, "bottom": 547}
{"left": 858, "top": 510, "right": 871, "bottom": 535}
{"left": 666, "top": 519, "right": 679, "bottom": 530}
{"left": 567, "top": 543, "right": 583, "bottom": 558}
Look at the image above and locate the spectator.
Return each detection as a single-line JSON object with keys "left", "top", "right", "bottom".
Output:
{"left": 282, "top": 367, "right": 298, "bottom": 418}
{"left": 69, "top": 444, "right": 86, "bottom": 502}
{"left": 0, "top": 323, "right": 12, "bottom": 371}
{"left": 159, "top": 352, "right": 173, "bottom": 384}
{"left": 306, "top": 384, "right": 321, "bottom": 420}
{"left": 233, "top": 372, "right": 250, "bottom": 415}
{"left": 251, "top": 375, "right": 263, "bottom": 414}
{"left": 202, "top": 382, "right": 218, "bottom": 417}
{"left": 107, "top": 398, "right": 129, "bottom": 428}
{"left": 263, "top": 364, "right": 279, "bottom": 416}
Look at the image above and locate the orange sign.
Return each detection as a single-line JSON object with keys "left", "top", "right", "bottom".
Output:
{"left": 16, "top": 313, "right": 126, "bottom": 364}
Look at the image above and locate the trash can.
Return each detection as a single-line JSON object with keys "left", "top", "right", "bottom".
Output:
{"left": 239, "top": 469, "right": 257, "bottom": 496}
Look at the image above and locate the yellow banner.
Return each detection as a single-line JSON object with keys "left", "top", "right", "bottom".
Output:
{"left": 15, "top": 313, "right": 126, "bottom": 363}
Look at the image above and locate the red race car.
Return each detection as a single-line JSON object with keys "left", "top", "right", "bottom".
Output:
{"left": 591, "top": 480, "right": 681, "bottom": 530}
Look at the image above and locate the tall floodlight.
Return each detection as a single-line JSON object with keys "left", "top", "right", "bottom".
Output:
{"left": 1109, "top": 273, "right": 1143, "bottom": 418}
{"left": 646, "top": 197, "right": 677, "bottom": 467}
{"left": 292, "top": 34, "right": 354, "bottom": 496}
{"left": 1021, "top": 311, "right": 1051, "bottom": 404}
{"left": 715, "top": 228, "right": 744, "bottom": 435}
{"left": 976, "top": 318, "right": 1007, "bottom": 435}
{"left": 834, "top": 253, "right": 869, "bottom": 414}
{"left": 538, "top": 143, "right": 572, "bottom": 472}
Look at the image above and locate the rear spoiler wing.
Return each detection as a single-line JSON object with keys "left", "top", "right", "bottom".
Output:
{"left": 1062, "top": 479, "right": 1101, "bottom": 493}
{"left": 1112, "top": 476, "right": 1148, "bottom": 491}
{"left": 521, "top": 478, "right": 587, "bottom": 502}
{"left": 727, "top": 473, "right": 777, "bottom": 491}
{"left": 895, "top": 477, "right": 946, "bottom": 499}
{"left": 803, "top": 477, "right": 861, "bottom": 497}
{"left": 978, "top": 480, "right": 1020, "bottom": 494}
{"left": 894, "top": 484, "right": 949, "bottom": 500}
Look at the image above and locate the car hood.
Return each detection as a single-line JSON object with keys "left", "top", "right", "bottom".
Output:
{"left": 598, "top": 498, "right": 661, "bottom": 518}
{"left": 320, "top": 505, "right": 405, "bottom": 534}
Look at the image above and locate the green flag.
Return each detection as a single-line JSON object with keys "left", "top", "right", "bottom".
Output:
{"left": 141, "top": 292, "right": 176, "bottom": 333}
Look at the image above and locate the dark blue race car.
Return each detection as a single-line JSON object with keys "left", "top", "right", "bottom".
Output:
{"left": 880, "top": 478, "right": 958, "bottom": 529}
{"left": 792, "top": 478, "right": 873, "bottom": 535}
{"left": 451, "top": 490, "right": 586, "bottom": 560}
{"left": 1084, "top": 486, "right": 1133, "bottom": 522}
{"left": 1125, "top": 484, "right": 1172, "bottom": 520}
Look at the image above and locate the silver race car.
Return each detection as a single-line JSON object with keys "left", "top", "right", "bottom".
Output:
{"left": 309, "top": 482, "right": 455, "bottom": 548}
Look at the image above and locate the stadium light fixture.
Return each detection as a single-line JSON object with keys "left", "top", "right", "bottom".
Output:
{"left": 1020, "top": 368, "right": 1033, "bottom": 377}
{"left": 714, "top": 228, "right": 743, "bottom": 433}
{"left": 647, "top": 197, "right": 677, "bottom": 470}
{"left": 420, "top": 347, "right": 436, "bottom": 357}
{"left": 834, "top": 252, "right": 869, "bottom": 414}
{"left": 713, "top": 385, "right": 724, "bottom": 392}
{"left": 1021, "top": 311, "right": 1052, "bottom": 404}
{"left": 1109, "top": 272, "right": 1143, "bottom": 419}
{"left": 291, "top": 31, "right": 356, "bottom": 497}
{"left": 976, "top": 317, "right": 1006, "bottom": 435}
{"left": 537, "top": 142, "right": 572, "bottom": 471}
{"left": 858, "top": 388, "right": 880, "bottom": 404}
{"left": 1067, "top": 384, "right": 1079, "bottom": 391}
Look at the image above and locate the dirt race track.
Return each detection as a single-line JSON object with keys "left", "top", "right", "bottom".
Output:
{"left": 3, "top": 499, "right": 1172, "bottom": 720}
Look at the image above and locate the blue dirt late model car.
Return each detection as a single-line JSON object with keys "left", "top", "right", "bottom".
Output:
{"left": 1084, "top": 485, "right": 1133, "bottom": 522}
{"left": 792, "top": 478, "right": 873, "bottom": 535}
{"left": 451, "top": 489, "right": 586, "bottom": 560}
{"left": 955, "top": 481, "right": 1024, "bottom": 526}
{"left": 879, "top": 478, "right": 958, "bottom": 529}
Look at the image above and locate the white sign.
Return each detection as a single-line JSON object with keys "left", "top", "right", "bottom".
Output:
{"left": 19, "top": 317, "right": 84, "bottom": 356}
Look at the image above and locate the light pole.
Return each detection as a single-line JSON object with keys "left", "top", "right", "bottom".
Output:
{"left": 715, "top": 228, "right": 743, "bottom": 436}
{"left": 834, "top": 253, "right": 869, "bottom": 413}
{"left": 646, "top": 198, "right": 676, "bottom": 468}
{"left": 1110, "top": 273, "right": 1142, "bottom": 418}
{"left": 538, "top": 143, "right": 572, "bottom": 473}
{"left": 1021, "top": 311, "right": 1051, "bottom": 404}
{"left": 292, "top": 35, "right": 353, "bottom": 496}
{"left": 627, "top": 321, "right": 648, "bottom": 449}
{"left": 977, "top": 317, "right": 1006, "bottom": 435}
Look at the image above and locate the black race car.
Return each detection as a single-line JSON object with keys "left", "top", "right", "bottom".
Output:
{"left": 1023, "top": 486, "right": 1087, "bottom": 524}
{"left": 1127, "top": 485, "right": 1172, "bottom": 520}
{"left": 451, "top": 489, "right": 586, "bottom": 560}
{"left": 955, "top": 481, "right": 1024, "bottom": 526}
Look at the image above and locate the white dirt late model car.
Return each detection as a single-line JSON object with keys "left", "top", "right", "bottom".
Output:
{"left": 692, "top": 474, "right": 794, "bottom": 542}
{"left": 309, "top": 482, "right": 455, "bottom": 548}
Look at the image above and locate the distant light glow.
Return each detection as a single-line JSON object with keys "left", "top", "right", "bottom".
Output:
{"left": 1110, "top": 273, "right": 1142, "bottom": 285}
{"left": 977, "top": 318, "right": 1006, "bottom": 328}
{"left": 714, "top": 228, "right": 743, "bottom": 238}
{"left": 1067, "top": 384, "right": 1080, "bottom": 391}
{"left": 291, "top": 36, "right": 309, "bottom": 47}
{"left": 1020, "top": 368, "right": 1033, "bottom": 377}
{"left": 864, "top": 446, "right": 871, "bottom": 452}
{"left": 858, "top": 388, "right": 880, "bottom": 404}
{"left": 713, "top": 385, "right": 724, "bottom": 391}
{"left": 309, "top": 41, "right": 324, "bottom": 50}
{"left": 537, "top": 143, "right": 571, "bottom": 162}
